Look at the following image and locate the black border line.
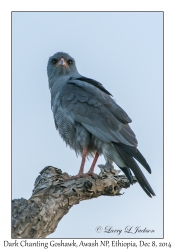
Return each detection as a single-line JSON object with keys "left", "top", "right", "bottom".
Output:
{"left": 11, "top": 11, "right": 164, "bottom": 240}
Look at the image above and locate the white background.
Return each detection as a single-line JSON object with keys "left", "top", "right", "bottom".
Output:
{"left": 12, "top": 11, "right": 162, "bottom": 238}
{"left": 0, "top": 0, "right": 175, "bottom": 248}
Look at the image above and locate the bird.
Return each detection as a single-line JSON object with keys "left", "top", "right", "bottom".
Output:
{"left": 47, "top": 51, "right": 155, "bottom": 198}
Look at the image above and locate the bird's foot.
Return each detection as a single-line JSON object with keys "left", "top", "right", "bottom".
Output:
{"left": 70, "top": 172, "right": 98, "bottom": 180}
{"left": 85, "top": 171, "right": 99, "bottom": 179}
{"left": 71, "top": 173, "right": 86, "bottom": 179}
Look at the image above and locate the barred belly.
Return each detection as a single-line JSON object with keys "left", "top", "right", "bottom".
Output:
{"left": 54, "top": 108, "right": 94, "bottom": 157}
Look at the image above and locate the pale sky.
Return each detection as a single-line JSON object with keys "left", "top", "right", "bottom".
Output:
{"left": 12, "top": 12, "right": 163, "bottom": 238}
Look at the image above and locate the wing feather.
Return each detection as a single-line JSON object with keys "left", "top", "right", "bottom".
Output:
{"left": 57, "top": 79, "right": 137, "bottom": 147}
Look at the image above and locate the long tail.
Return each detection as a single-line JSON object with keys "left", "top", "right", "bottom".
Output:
{"left": 113, "top": 143, "right": 156, "bottom": 198}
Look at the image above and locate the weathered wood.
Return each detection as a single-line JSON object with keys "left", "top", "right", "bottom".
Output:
{"left": 12, "top": 164, "right": 137, "bottom": 238}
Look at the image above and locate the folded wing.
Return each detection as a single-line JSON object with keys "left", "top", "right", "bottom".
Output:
{"left": 58, "top": 79, "right": 137, "bottom": 147}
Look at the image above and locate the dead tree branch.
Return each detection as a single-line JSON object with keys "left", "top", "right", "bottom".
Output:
{"left": 12, "top": 164, "right": 137, "bottom": 238}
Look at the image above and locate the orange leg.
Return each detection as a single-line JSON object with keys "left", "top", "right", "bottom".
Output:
{"left": 71, "top": 150, "right": 99, "bottom": 179}
{"left": 74, "top": 147, "right": 88, "bottom": 178}
{"left": 86, "top": 152, "right": 99, "bottom": 176}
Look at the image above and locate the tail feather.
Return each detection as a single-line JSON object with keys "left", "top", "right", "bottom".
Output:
{"left": 118, "top": 166, "right": 134, "bottom": 184}
{"left": 113, "top": 143, "right": 155, "bottom": 197}
{"left": 117, "top": 143, "right": 151, "bottom": 174}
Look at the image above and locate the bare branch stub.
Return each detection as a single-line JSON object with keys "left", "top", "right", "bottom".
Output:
{"left": 12, "top": 164, "right": 137, "bottom": 238}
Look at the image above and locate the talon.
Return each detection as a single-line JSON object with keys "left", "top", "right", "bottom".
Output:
{"left": 85, "top": 172, "right": 98, "bottom": 179}
{"left": 69, "top": 172, "right": 98, "bottom": 180}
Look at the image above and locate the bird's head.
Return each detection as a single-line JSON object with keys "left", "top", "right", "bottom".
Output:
{"left": 47, "top": 52, "right": 78, "bottom": 80}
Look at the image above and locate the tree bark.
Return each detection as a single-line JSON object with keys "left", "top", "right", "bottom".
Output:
{"left": 12, "top": 164, "right": 137, "bottom": 238}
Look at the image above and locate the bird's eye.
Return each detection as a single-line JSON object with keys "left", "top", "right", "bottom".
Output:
{"left": 67, "top": 59, "right": 73, "bottom": 65}
{"left": 51, "top": 58, "right": 58, "bottom": 65}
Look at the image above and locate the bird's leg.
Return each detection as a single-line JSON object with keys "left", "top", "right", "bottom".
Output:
{"left": 78, "top": 147, "right": 88, "bottom": 175}
{"left": 73, "top": 146, "right": 88, "bottom": 179}
{"left": 85, "top": 152, "right": 99, "bottom": 178}
{"left": 70, "top": 149, "right": 99, "bottom": 180}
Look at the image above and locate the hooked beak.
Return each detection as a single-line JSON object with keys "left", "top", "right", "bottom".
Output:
{"left": 56, "top": 58, "right": 69, "bottom": 68}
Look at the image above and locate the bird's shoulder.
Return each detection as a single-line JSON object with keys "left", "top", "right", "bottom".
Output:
{"left": 57, "top": 77, "right": 137, "bottom": 146}
{"left": 59, "top": 77, "right": 132, "bottom": 124}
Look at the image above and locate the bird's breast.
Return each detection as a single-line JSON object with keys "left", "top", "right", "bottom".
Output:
{"left": 53, "top": 105, "right": 97, "bottom": 157}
